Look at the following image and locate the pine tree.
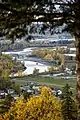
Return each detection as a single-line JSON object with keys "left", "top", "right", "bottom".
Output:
{"left": 61, "top": 84, "right": 77, "bottom": 120}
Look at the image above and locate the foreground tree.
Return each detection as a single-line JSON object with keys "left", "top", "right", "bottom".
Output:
{"left": 0, "top": 116, "right": 4, "bottom": 120}
{"left": 3, "top": 88, "right": 63, "bottom": 120}
{"left": 61, "top": 84, "right": 77, "bottom": 120}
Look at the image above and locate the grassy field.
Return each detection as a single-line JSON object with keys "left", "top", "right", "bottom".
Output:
{"left": 13, "top": 75, "right": 76, "bottom": 92}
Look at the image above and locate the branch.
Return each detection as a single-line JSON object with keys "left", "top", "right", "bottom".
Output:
{"left": 17, "top": 10, "right": 75, "bottom": 18}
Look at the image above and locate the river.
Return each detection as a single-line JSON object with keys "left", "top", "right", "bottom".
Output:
{"left": 2, "top": 47, "right": 50, "bottom": 75}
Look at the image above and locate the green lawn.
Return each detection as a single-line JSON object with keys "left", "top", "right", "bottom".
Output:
{"left": 13, "top": 75, "right": 76, "bottom": 92}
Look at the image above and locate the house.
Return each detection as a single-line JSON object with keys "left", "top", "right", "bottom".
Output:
{"left": 7, "top": 89, "right": 15, "bottom": 94}
{"left": 0, "top": 90, "right": 7, "bottom": 99}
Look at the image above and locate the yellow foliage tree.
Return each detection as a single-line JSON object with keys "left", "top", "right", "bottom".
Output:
{"left": 18, "top": 70, "right": 23, "bottom": 77}
{"left": 3, "top": 88, "right": 63, "bottom": 120}
{"left": 3, "top": 99, "right": 27, "bottom": 120}
{"left": 0, "top": 116, "right": 4, "bottom": 120}
{"left": 44, "top": 54, "right": 53, "bottom": 60}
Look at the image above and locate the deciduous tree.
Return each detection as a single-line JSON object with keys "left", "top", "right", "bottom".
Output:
{"left": 3, "top": 87, "right": 63, "bottom": 120}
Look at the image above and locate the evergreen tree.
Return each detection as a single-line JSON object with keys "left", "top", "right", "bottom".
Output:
{"left": 22, "top": 91, "right": 31, "bottom": 100}
{"left": 3, "top": 94, "right": 13, "bottom": 112}
{"left": 61, "top": 84, "right": 77, "bottom": 120}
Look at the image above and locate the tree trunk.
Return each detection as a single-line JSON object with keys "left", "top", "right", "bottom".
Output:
{"left": 75, "top": 1, "right": 80, "bottom": 119}
{"left": 76, "top": 37, "right": 80, "bottom": 108}
{"left": 75, "top": 34, "right": 80, "bottom": 120}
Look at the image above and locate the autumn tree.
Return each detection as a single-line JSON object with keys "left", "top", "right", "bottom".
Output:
{"left": 0, "top": 54, "right": 25, "bottom": 80}
{"left": 3, "top": 87, "right": 63, "bottom": 120}
{"left": 0, "top": 54, "right": 24, "bottom": 90}
{"left": 0, "top": 116, "right": 4, "bottom": 120}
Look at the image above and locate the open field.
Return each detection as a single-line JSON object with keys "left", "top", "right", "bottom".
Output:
{"left": 13, "top": 75, "right": 76, "bottom": 93}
